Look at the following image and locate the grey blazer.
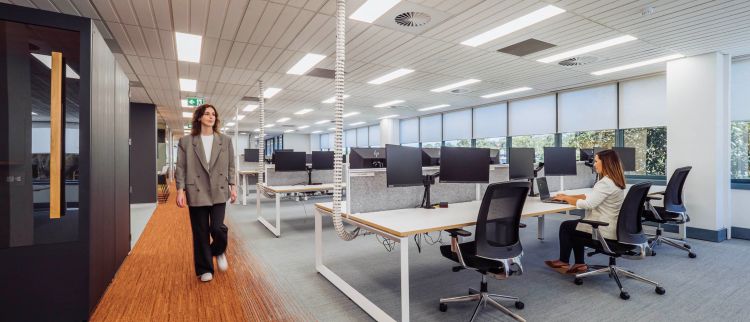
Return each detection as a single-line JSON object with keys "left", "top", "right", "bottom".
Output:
{"left": 175, "top": 133, "right": 236, "bottom": 207}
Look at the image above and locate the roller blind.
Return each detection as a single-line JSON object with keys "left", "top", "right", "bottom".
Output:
{"left": 345, "top": 129, "right": 356, "bottom": 148}
{"left": 619, "top": 75, "right": 667, "bottom": 128}
{"left": 443, "top": 109, "right": 472, "bottom": 140}
{"left": 558, "top": 84, "right": 617, "bottom": 132}
{"left": 473, "top": 103, "right": 507, "bottom": 138}
{"left": 420, "top": 114, "right": 442, "bottom": 142}
{"left": 509, "top": 94, "right": 556, "bottom": 136}
{"left": 319, "top": 134, "right": 329, "bottom": 149}
{"left": 400, "top": 118, "right": 419, "bottom": 143}
{"left": 369, "top": 125, "right": 380, "bottom": 147}
{"left": 356, "top": 127, "right": 369, "bottom": 147}
{"left": 732, "top": 60, "right": 750, "bottom": 121}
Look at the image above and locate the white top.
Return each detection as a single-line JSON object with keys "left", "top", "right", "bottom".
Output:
{"left": 201, "top": 134, "right": 213, "bottom": 167}
{"left": 575, "top": 176, "right": 625, "bottom": 240}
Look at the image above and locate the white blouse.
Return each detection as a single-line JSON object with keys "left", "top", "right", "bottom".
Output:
{"left": 201, "top": 134, "right": 213, "bottom": 168}
{"left": 575, "top": 176, "right": 625, "bottom": 240}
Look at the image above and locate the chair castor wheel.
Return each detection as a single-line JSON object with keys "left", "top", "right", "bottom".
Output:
{"left": 655, "top": 286, "right": 666, "bottom": 295}
{"left": 688, "top": 252, "right": 696, "bottom": 258}
{"left": 439, "top": 303, "right": 447, "bottom": 312}
{"left": 620, "top": 292, "right": 630, "bottom": 300}
{"left": 574, "top": 278, "right": 583, "bottom": 285}
{"left": 515, "top": 301, "right": 524, "bottom": 310}
{"left": 684, "top": 244, "right": 691, "bottom": 249}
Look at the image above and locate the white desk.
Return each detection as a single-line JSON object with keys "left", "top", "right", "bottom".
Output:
{"left": 313, "top": 184, "right": 665, "bottom": 322}
{"left": 256, "top": 183, "right": 344, "bottom": 237}
{"left": 239, "top": 170, "right": 259, "bottom": 205}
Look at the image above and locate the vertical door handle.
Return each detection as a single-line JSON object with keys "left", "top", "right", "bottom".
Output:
{"left": 50, "top": 52, "right": 65, "bottom": 219}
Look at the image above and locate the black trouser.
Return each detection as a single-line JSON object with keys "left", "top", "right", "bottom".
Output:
{"left": 558, "top": 220, "right": 596, "bottom": 264}
{"left": 188, "top": 203, "right": 228, "bottom": 275}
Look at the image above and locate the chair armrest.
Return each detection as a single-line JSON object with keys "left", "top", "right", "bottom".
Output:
{"left": 519, "top": 223, "right": 527, "bottom": 228}
{"left": 646, "top": 196, "right": 662, "bottom": 201}
{"left": 578, "top": 219, "right": 609, "bottom": 228}
{"left": 652, "top": 191, "right": 665, "bottom": 195}
{"left": 445, "top": 228, "right": 472, "bottom": 237}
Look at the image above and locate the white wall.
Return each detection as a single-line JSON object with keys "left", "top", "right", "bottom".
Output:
{"left": 666, "top": 52, "right": 731, "bottom": 232}
{"left": 283, "top": 133, "right": 311, "bottom": 153}
{"left": 732, "top": 190, "right": 750, "bottom": 229}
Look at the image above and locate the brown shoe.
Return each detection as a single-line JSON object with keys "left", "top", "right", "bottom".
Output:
{"left": 544, "top": 260, "right": 570, "bottom": 269}
{"left": 565, "top": 264, "right": 588, "bottom": 274}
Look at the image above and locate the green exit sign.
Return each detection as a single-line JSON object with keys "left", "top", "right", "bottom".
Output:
{"left": 186, "top": 97, "right": 205, "bottom": 107}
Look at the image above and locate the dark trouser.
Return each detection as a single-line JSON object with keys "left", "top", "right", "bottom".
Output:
{"left": 558, "top": 220, "right": 595, "bottom": 264}
{"left": 188, "top": 203, "right": 228, "bottom": 275}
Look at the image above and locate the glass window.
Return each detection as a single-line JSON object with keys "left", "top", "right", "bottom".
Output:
{"left": 421, "top": 141, "right": 441, "bottom": 148}
{"left": 731, "top": 121, "right": 750, "bottom": 180}
{"left": 623, "top": 127, "right": 667, "bottom": 176}
{"left": 511, "top": 134, "right": 555, "bottom": 162}
{"left": 475, "top": 137, "right": 507, "bottom": 164}
{"left": 443, "top": 139, "right": 472, "bottom": 147}
{"left": 561, "top": 130, "right": 616, "bottom": 160}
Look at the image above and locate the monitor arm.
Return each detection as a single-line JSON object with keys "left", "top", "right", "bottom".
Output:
{"left": 421, "top": 172, "right": 440, "bottom": 209}
{"left": 529, "top": 163, "right": 544, "bottom": 197}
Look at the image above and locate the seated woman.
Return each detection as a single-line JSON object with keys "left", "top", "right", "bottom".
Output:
{"left": 544, "top": 149, "right": 626, "bottom": 274}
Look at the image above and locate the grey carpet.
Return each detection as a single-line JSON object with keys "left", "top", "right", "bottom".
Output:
{"left": 227, "top": 194, "right": 750, "bottom": 322}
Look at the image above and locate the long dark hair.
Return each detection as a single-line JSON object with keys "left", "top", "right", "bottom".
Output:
{"left": 596, "top": 149, "right": 626, "bottom": 189}
{"left": 190, "top": 104, "right": 220, "bottom": 136}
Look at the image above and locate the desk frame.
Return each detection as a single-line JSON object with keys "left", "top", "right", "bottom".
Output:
{"left": 256, "top": 184, "right": 342, "bottom": 237}
{"left": 313, "top": 185, "right": 664, "bottom": 322}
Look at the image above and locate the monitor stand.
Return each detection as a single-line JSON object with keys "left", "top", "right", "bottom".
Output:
{"left": 528, "top": 163, "right": 544, "bottom": 197}
{"left": 421, "top": 173, "right": 439, "bottom": 209}
{"left": 306, "top": 166, "right": 322, "bottom": 185}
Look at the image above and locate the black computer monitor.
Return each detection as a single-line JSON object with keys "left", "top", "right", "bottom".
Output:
{"left": 244, "top": 149, "right": 259, "bottom": 162}
{"left": 579, "top": 148, "right": 594, "bottom": 162}
{"left": 543, "top": 147, "right": 577, "bottom": 176}
{"left": 312, "top": 151, "right": 334, "bottom": 170}
{"left": 489, "top": 149, "right": 500, "bottom": 165}
{"left": 439, "top": 147, "right": 490, "bottom": 183}
{"left": 421, "top": 148, "right": 440, "bottom": 166}
{"left": 612, "top": 147, "right": 636, "bottom": 172}
{"left": 509, "top": 148, "right": 535, "bottom": 180}
{"left": 274, "top": 152, "right": 306, "bottom": 172}
{"left": 386, "top": 144, "right": 423, "bottom": 187}
{"left": 349, "top": 147, "right": 386, "bottom": 169}
{"left": 277, "top": 149, "right": 293, "bottom": 152}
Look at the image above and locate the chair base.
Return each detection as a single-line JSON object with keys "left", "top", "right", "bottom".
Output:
{"left": 574, "top": 257, "right": 665, "bottom": 300}
{"left": 439, "top": 276, "right": 525, "bottom": 322}
{"left": 648, "top": 227, "right": 696, "bottom": 258}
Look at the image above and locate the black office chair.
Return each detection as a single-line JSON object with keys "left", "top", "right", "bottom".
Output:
{"left": 438, "top": 181, "right": 529, "bottom": 322}
{"left": 574, "top": 182, "right": 665, "bottom": 300}
{"left": 643, "top": 166, "right": 695, "bottom": 258}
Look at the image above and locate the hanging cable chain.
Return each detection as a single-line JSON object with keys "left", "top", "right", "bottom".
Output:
{"left": 258, "top": 81, "right": 265, "bottom": 184}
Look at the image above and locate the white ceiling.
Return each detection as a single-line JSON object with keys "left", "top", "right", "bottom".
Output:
{"left": 6, "top": 0, "right": 750, "bottom": 136}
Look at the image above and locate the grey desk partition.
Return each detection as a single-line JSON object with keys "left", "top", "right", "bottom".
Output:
{"left": 264, "top": 164, "right": 338, "bottom": 186}
{"left": 536, "top": 161, "right": 597, "bottom": 192}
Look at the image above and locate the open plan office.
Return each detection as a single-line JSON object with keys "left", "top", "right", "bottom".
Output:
{"left": 2, "top": 1, "right": 750, "bottom": 321}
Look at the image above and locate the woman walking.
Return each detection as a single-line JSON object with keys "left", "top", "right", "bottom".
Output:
{"left": 175, "top": 104, "right": 237, "bottom": 282}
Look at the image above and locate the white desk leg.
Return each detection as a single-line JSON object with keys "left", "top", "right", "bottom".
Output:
{"left": 242, "top": 174, "right": 247, "bottom": 206}
{"left": 275, "top": 193, "right": 281, "bottom": 235}
{"left": 400, "top": 237, "right": 410, "bottom": 322}
{"left": 537, "top": 216, "right": 545, "bottom": 241}
{"left": 315, "top": 209, "right": 322, "bottom": 268}
{"left": 257, "top": 191, "right": 281, "bottom": 237}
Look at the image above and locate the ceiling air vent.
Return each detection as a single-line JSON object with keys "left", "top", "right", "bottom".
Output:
{"left": 450, "top": 88, "right": 470, "bottom": 94}
{"left": 558, "top": 56, "right": 600, "bottom": 66}
{"left": 395, "top": 12, "right": 431, "bottom": 27}
{"left": 497, "top": 39, "right": 555, "bottom": 57}
{"left": 306, "top": 68, "right": 335, "bottom": 79}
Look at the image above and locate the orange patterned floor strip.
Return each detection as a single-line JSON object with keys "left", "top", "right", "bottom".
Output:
{"left": 90, "top": 184, "right": 311, "bottom": 321}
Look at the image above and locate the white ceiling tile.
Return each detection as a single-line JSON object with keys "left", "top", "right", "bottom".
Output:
{"left": 189, "top": 0, "right": 210, "bottom": 34}
{"left": 234, "top": 0, "right": 267, "bottom": 43}
{"left": 171, "top": 0, "right": 190, "bottom": 33}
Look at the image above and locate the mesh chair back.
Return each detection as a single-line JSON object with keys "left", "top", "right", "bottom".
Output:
{"left": 664, "top": 166, "right": 691, "bottom": 213}
{"left": 617, "top": 182, "right": 651, "bottom": 245}
{"left": 475, "top": 181, "right": 530, "bottom": 259}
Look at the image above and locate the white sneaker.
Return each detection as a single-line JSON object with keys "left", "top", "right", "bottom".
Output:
{"left": 217, "top": 253, "right": 228, "bottom": 272}
{"left": 200, "top": 272, "right": 213, "bottom": 282}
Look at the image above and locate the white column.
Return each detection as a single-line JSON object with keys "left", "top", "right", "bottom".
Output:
{"left": 666, "top": 52, "right": 731, "bottom": 239}
{"left": 379, "top": 118, "right": 400, "bottom": 146}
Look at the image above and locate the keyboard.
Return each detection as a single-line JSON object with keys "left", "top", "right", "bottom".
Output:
{"left": 541, "top": 198, "right": 568, "bottom": 204}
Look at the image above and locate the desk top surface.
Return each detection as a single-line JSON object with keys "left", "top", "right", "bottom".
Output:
{"left": 315, "top": 184, "right": 664, "bottom": 238}
{"left": 260, "top": 183, "right": 345, "bottom": 193}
